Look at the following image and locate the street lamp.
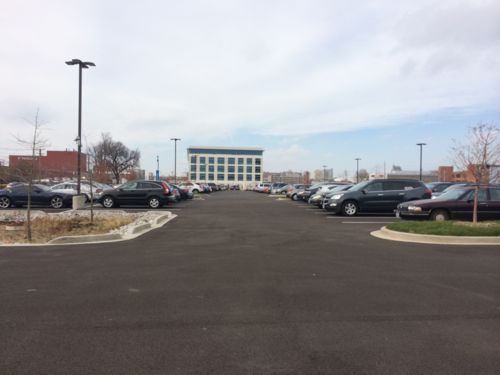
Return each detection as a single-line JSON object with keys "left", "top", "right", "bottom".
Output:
{"left": 355, "top": 158, "right": 361, "bottom": 183}
{"left": 416, "top": 143, "right": 426, "bottom": 181}
{"left": 322, "top": 165, "right": 327, "bottom": 182}
{"left": 170, "top": 138, "right": 181, "bottom": 184}
{"left": 65, "top": 58, "right": 95, "bottom": 194}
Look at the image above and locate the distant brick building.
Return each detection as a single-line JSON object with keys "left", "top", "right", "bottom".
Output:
{"left": 9, "top": 150, "right": 87, "bottom": 180}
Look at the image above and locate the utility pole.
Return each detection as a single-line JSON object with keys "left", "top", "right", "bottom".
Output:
{"left": 417, "top": 143, "right": 427, "bottom": 181}
{"left": 170, "top": 138, "right": 181, "bottom": 184}
{"left": 355, "top": 158, "right": 361, "bottom": 183}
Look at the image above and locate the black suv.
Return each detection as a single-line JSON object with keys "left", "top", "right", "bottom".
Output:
{"left": 324, "top": 179, "right": 431, "bottom": 216}
{"left": 99, "top": 180, "right": 173, "bottom": 208}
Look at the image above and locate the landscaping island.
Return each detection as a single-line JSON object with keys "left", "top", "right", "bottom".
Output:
{"left": 387, "top": 220, "right": 500, "bottom": 236}
{"left": 0, "top": 210, "right": 175, "bottom": 245}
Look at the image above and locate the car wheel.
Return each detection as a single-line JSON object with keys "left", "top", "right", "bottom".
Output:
{"left": 291, "top": 193, "right": 298, "bottom": 201}
{"left": 342, "top": 201, "right": 358, "bottom": 216}
{"left": 430, "top": 209, "right": 449, "bottom": 221}
{"left": 0, "top": 196, "right": 12, "bottom": 209}
{"left": 148, "top": 196, "right": 161, "bottom": 209}
{"left": 102, "top": 196, "right": 115, "bottom": 209}
{"left": 192, "top": 189, "right": 199, "bottom": 194}
{"left": 50, "top": 196, "right": 64, "bottom": 209}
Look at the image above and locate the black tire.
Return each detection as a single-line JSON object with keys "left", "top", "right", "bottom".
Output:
{"left": 430, "top": 209, "right": 449, "bottom": 221}
{"left": 192, "top": 189, "right": 199, "bottom": 194}
{"left": 342, "top": 200, "right": 358, "bottom": 216}
{"left": 102, "top": 195, "right": 116, "bottom": 209}
{"left": 0, "top": 196, "right": 12, "bottom": 209}
{"left": 148, "top": 196, "right": 161, "bottom": 209}
{"left": 50, "top": 195, "right": 64, "bottom": 209}
{"left": 291, "top": 193, "right": 298, "bottom": 201}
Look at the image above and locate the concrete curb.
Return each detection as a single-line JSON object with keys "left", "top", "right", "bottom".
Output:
{"left": 2, "top": 212, "right": 177, "bottom": 247}
{"left": 371, "top": 226, "right": 500, "bottom": 246}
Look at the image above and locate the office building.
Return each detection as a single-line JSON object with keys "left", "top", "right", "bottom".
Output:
{"left": 187, "top": 146, "right": 264, "bottom": 188}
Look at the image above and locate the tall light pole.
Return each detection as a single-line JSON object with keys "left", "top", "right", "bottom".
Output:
{"left": 322, "top": 165, "right": 327, "bottom": 182}
{"left": 170, "top": 138, "right": 181, "bottom": 184}
{"left": 355, "top": 158, "right": 361, "bottom": 183}
{"left": 416, "top": 143, "right": 426, "bottom": 181}
{"left": 65, "top": 59, "right": 95, "bottom": 195}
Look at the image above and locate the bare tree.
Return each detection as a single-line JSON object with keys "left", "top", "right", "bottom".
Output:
{"left": 14, "top": 109, "right": 48, "bottom": 241}
{"left": 91, "top": 133, "right": 140, "bottom": 184}
{"left": 358, "top": 168, "right": 369, "bottom": 181}
{"left": 452, "top": 123, "right": 500, "bottom": 224}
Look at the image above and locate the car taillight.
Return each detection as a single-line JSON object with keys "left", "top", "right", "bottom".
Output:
{"left": 425, "top": 188, "right": 432, "bottom": 196}
{"left": 161, "top": 182, "right": 170, "bottom": 194}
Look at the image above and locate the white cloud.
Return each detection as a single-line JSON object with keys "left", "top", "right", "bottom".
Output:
{"left": 0, "top": 0, "right": 498, "bottom": 173}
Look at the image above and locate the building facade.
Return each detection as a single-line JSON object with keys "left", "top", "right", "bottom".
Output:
{"left": 8, "top": 150, "right": 87, "bottom": 180}
{"left": 187, "top": 146, "right": 264, "bottom": 188}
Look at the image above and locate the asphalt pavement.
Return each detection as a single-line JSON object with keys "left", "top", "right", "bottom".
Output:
{"left": 1, "top": 191, "right": 499, "bottom": 374}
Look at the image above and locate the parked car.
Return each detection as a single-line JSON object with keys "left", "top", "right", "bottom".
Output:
{"left": 275, "top": 184, "right": 291, "bottom": 195}
{"left": 426, "top": 182, "right": 460, "bottom": 198}
{"left": 396, "top": 185, "right": 500, "bottom": 221}
{"left": 286, "top": 184, "right": 309, "bottom": 201}
{"left": 270, "top": 183, "right": 287, "bottom": 194}
{"left": 319, "top": 184, "right": 354, "bottom": 208}
{"left": 0, "top": 183, "right": 73, "bottom": 209}
{"left": 299, "top": 182, "right": 333, "bottom": 201}
{"left": 431, "top": 182, "right": 473, "bottom": 198}
{"left": 49, "top": 181, "right": 104, "bottom": 201}
{"left": 179, "top": 182, "right": 203, "bottom": 194}
{"left": 306, "top": 184, "right": 346, "bottom": 205}
{"left": 98, "top": 180, "right": 174, "bottom": 208}
{"left": 324, "top": 179, "right": 432, "bottom": 216}
{"left": 172, "top": 184, "right": 193, "bottom": 200}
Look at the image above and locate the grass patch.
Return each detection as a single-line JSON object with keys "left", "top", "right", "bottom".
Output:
{"left": 387, "top": 220, "right": 500, "bottom": 236}
{"left": 0, "top": 216, "right": 135, "bottom": 244}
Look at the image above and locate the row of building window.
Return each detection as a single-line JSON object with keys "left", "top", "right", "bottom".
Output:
{"left": 190, "top": 173, "right": 262, "bottom": 182}
{"left": 190, "top": 156, "right": 261, "bottom": 165}
{"left": 191, "top": 165, "right": 261, "bottom": 173}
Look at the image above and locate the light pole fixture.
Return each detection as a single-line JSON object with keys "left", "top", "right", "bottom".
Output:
{"left": 170, "top": 138, "right": 181, "bottom": 184}
{"left": 65, "top": 58, "right": 95, "bottom": 195}
{"left": 416, "top": 143, "right": 426, "bottom": 181}
{"left": 322, "top": 165, "right": 327, "bottom": 182}
{"left": 355, "top": 158, "right": 361, "bottom": 183}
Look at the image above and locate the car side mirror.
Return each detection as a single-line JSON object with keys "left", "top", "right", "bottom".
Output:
{"left": 361, "top": 189, "right": 367, "bottom": 194}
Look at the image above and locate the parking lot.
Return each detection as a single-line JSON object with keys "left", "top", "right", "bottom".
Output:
{"left": 1, "top": 191, "right": 499, "bottom": 374}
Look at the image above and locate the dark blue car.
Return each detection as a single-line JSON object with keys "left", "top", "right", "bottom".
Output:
{"left": 0, "top": 184, "right": 73, "bottom": 209}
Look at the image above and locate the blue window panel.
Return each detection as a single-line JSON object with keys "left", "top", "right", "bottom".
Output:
{"left": 217, "top": 165, "right": 225, "bottom": 172}
{"left": 200, "top": 156, "right": 206, "bottom": 164}
{"left": 228, "top": 174, "right": 235, "bottom": 181}
{"left": 238, "top": 166, "right": 243, "bottom": 173}
{"left": 208, "top": 165, "right": 214, "bottom": 172}
{"left": 209, "top": 157, "right": 214, "bottom": 164}
{"left": 208, "top": 174, "right": 214, "bottom": 181}
{"left": 246, "top": 174, "right": 252, "bottom": 181}
{"left": 255, "top": 158, "right": 261, "bottom": 165}
{"left": 255, "top": 167, "right": 261, "bottom": 173}
{"left": 199, "top": 174, "right": 206, "bottom": 181}
{"left": 217, "top": 174, "right": 225, "bottom": 180}
{"left": 190, "top": 173, "right": 196, "bottom": 180}
{"left": 190, "top": 156, "right": 196, "bottom": 163}
{"left": 200, "top": 165, "right": 206, "bottom": 172}
{"left": 255, "top": 174, "right": 261, "bottom": 181}
{"left": 238, "top": 174, "right": 244, "bottom": 181}
{"left": 246, "top": 158, "right": 253, "bottom": 164}
{"left": 228, "top": 158, "right": 235, "bottom": 165}
{"left": 217, "top": 157, "right": 225, "bottom": 164}
{"left": 228, "top": 166, "right": 235, "bottom": 173}
{"left": 238, "top": 158, "right": 244, "bottom": 165}
{"left": 246, "top": 166, "right": 253, "bottom": 173}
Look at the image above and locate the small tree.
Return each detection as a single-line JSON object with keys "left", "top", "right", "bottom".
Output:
{"left": 91, "top": 133, "right": 140, "bottom": 183}
{"left": 14, "top": 109, "right": 48, "bottom": 241}
{"left": 452, "top": 123, "right": 500, "bottom": 224}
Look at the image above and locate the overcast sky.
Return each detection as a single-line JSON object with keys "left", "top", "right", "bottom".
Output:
{"left": 1, "top": 0, "right": 499, "bottom": 178}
